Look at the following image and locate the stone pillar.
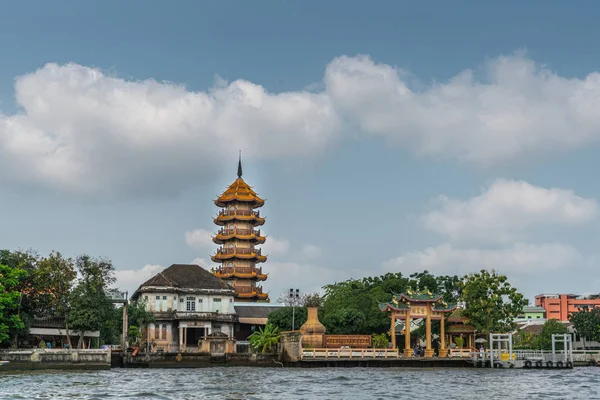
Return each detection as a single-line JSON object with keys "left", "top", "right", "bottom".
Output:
{"left": 439, "top": 315, "right": 448, "bottom": 358}
{"left": 390, "top": 311, "right": 396, "bottom": 349}
{"left": 179, "top": 327, "right": 183, "bottom": 351}
{"left": 122, "top": 302, "right": 128, "bottom": 351}
{"left": 403, "top": 310, "right": 412, "bottom": 358}
{"left": 425, "top": 304, "right": 434, "bottom": 358}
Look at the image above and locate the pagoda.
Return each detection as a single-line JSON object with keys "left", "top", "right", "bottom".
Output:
{"left": 211, "top": 154, "right": 269, "bottom": 302}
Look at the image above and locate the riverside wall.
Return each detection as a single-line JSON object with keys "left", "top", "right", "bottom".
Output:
{"left": 0, "top": 349, "right": 111, "bottom": 372}
{"left": 125, "top": 352, "right": 282, "bottom": 368}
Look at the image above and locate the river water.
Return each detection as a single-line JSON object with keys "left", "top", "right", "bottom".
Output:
{"left": 1, "top": 367, "right": 599, "bottom": 399}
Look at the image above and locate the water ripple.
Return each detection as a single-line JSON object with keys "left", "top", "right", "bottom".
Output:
{"left": 1, "top": 367, "right": 599, "bottom": 399}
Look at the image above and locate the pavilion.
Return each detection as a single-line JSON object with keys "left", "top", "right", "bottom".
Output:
{"left": 380, "top": 290, "right": 456, "bottom": 357}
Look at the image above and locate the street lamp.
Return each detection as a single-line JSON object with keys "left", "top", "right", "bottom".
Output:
{"left": 288, "top": 288, "right": 301, "bottom": 330}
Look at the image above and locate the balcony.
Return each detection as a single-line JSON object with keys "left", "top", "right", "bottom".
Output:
{"left": 216, "top": 247, "right": 262, "bottom": 256}
{"left": 214, "top": 265, "right": 267, "bottom": 281}
{"left": 219, "top": 210, "right": 260, "bottom": 217}
{"left": 235, "top": 285, "right": 264, "bottom": 294}
{"left": 151, "top": 310, "right": 237, "bottom": 323}
{"left": 217, "top": 228, "right": 261, "bottom": 236}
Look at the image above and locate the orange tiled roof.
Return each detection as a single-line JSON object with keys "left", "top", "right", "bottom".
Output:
{"left": 214, "top": 178, "right": 265, "bottom": 207}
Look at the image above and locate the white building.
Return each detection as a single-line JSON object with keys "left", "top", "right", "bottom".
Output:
{"left": 131, "top": 264, "right": 237, "bottom": 353}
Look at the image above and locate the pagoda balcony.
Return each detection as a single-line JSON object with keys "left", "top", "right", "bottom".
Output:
{"left": 219, "top": 210, "right": 260, "bottom": 217}
{"left": 216, "top": 247, "right": 262, "bottom": 256}
{"left": 214, "top": 265, "right": 267, "bottom": 281}
{"left": 217, "top": 228, "right": 261, "bottom": 236}
{"left": 234, "top": 285, "right": 264, "bottom": 294}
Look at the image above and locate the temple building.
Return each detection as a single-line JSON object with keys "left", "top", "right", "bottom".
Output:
{"left": 211, "top": 156, "right": 269, "bottom": 302}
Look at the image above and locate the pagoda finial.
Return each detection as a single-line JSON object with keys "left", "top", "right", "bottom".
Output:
{"left": 237, "top": 150, "right": 243, "bottom": 178}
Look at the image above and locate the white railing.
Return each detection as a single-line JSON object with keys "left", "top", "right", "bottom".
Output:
{"left": 301, "top": 348, "right": 399, "bottom": 360}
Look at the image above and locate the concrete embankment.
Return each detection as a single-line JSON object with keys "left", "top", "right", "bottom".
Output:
{"left": 0, "top": 349, "right": 111, "bottom": 372}
{"left": 125, "top": 352, "right": 281, "bottom": 368}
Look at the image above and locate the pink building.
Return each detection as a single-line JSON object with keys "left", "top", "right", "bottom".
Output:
{"left": 535, "top": 294, "right": 600, "bottom": 322}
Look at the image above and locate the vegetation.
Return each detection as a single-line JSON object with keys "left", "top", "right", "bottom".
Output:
{"left": 0, "top": 262, "right": 27, "bottom": 345}
{"left": 371, "top": 333, "right": 389, "bottom": 348}
{"left": 536, "top": 319, "right": 568, "bottom": 350}
{"left": 248, "top": 323, "right": 280, "bottom": 353}
{"left": 460, "top": 270, "right": 526, "bottom": 333}
{"left": 569, "top": 306, "right": 600, "bottom": 347}
{"left": 268, "top": 307, "right": 308, "bottom": 331}
{"left": 454, "top": 337, "right": 464, "bottom": 348}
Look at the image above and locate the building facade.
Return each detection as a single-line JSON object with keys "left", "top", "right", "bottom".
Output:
{"left": 131, "top": 264, "right": 237, "bottom": 353}
{"left": 535, "top": 294, "right": 600, "bottom": 322}
{"left": 211, "top": 157, "right": 269, "bottom": 302}
{"left": 515, "top": 306, "right": 547, "bottom": 322}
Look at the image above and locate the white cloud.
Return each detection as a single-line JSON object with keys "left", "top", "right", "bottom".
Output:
{"left": 185, "top": 228, "right": 214, "bottom": 249}
{"left": 115, "top": 264, "right": 164, "bottom": 295}
{"left": 382, "top": 243, "right": 585, "bottom": 276}
{"left": 4, "top": 53, "right": 600, "bottom": 196}
{"left": 191, "top": 257, "right": 210, "bottom": 268}
{"left": 0, "top": 63, "right": 340, "bottom": 196}
{"left": 325, "top": 53, "right": 600, "bottom": 165}
{"left": 301, "top": 244, "right": 323, "bottom": 259}
{"left": 263, "top": 236, "right": 290, "bottom": 256}
{"left": 422, "top": 179, "right": 598, "bottom": 243}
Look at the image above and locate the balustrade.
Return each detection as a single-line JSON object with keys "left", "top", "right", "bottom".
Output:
{"left": 234, "top": 285, "right": 264, "bottom": 294}
{"left": 218, "top": 210, "right": 260, "bottom": 217}
{"left": 216, "top": 247, "right": 262, "bottom": 256}
{"left": 215, "top": 266, "right": 263, "bottom": 275}
{"left": 217, "top": 228, "right": 261, "bottom": 236}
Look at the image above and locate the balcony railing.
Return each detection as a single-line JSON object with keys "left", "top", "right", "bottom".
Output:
{"left": 215, "top": 266, "right": 264, "bottom": 275}
{"left": 216, "top": 247, "right": 262, "bottom": 256}
{"left": 152, "top": 311, "right": 236, "bottom": 322}
{"left": 218, "top": 210, "right": 260, "bottom": 218}
{"left": 235, "top": 286, "right": 264, "bottom": 294}
{"left": 217, "top": 228, "right": 261, "bottom": 236}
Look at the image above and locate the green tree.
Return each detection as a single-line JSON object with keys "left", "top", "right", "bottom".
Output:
{"left": 35, "top": 252, "right": 77, "bottom": 347}
{"left": 0, "top": 263, "right": 27, "bottom": 346}
{"left": 68, "top": 255, "right": 116, "bottom": 348}
{"left": 371, "top": 333, "right": 389, "bottom": 348}
{"left": 535, "top": 319, "right": 568, "bottom": 350}
{"left": 267, "top": 307, "right": 307, "bottom": 332}
{"left": 248, "top": 323, "right": 280, "bottom": 353}
{"left": 514, "top": 329, "right": 537, "bottom": 349}
{"left": 460, "top": 270, "right": 526, "bottom": 333}
{"left": 322, "top": 308, "right": 366, "bottom": 334}
{"left": 569, "top": 306, "right": 600, "bottom": 348}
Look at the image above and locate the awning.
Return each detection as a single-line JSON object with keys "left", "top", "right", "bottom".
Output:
{"left": 238, "top": 317, "right": 268, "bottom": 325}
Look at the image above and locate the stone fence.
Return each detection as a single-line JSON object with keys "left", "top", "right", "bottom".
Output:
{"left": 0, "top": 349, "right": 111, "bottom": 371}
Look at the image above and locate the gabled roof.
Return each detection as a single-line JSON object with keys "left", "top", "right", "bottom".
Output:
{"left": 134, "top": 264, "right": 232, "bottom": 297}
{"left": 234, "top": 304, "right": 284, "bottom": 318}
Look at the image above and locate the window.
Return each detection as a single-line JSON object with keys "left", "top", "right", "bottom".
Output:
{"left": 213, "top": 298, "right": 222, "bottom": 313}
{"left": 213, "top": 324, "right": 222, "bottom": 333}
{"left": 186, "top": 297, "right": 196, "bottom": 312}
{"left": 155, "top": 296, "right": 160, "bottom": 311}
{"left": 162, "top": 295, "right": 167, "bottom": 310}
{"left": 162, "top": 324, "right": 167, "bottom": 340}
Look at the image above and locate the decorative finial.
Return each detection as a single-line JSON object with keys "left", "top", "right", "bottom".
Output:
{"left": 237, "top": 150, "right": 243, "bottom": 178}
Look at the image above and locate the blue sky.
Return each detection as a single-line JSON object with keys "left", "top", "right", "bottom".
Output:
{"left": 2, "top": 1, "right": 600, "bottom": 301}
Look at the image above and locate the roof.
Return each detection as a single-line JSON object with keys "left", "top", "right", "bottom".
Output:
{"left": 239, "top": 317, "right": 268, "bottom": 325}
{"left": 134, "top": 264, "right": 232, "bottom": 297}
{"left": 446, "top": 324, "right": 476, "bottom": 334}
{"left": 522, "top": 306, "right": 546, "bottom": 313}
{"left": 214, "top": 178, "right": 265, "bottom": 207}
{"left": 448, "top": 309, "right": 468, "bottom": 323}
{"left": 234, "top": 304, "right": 284, "bottom": 319}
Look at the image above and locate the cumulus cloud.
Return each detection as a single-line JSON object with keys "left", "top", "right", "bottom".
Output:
{"left": 382, "top": 243, "right": 585, "bottom": 276}
{"left": 325, "top": 53, "right": 600, "bottom": 165}
{"left": 115, "top": 264, "right": 164, "bottom": 294}
{"left": 0, "top": 63, "right": 340, "bottom": 196}
{"left": 185, "top": 228, "right": 214, "bottom": 249}
{"left": 4, "top": 53, "right": 600, "bottom": 196}
{"left": 422, "top": 179, "right": 598, "bottom": 243}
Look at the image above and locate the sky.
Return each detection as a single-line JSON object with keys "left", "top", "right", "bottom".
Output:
{"left": 2, "top": 1, "right": 600, "bottom": 302}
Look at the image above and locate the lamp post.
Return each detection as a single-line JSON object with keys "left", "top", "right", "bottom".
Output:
{"left": 288, "top": 288, "right": 301, "bottom": 331}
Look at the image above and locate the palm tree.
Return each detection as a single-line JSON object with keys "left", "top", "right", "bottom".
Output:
{"left": 248, "top": 323, "right": 280, "bottom": 353}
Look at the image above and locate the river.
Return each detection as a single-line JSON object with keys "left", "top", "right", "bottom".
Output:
{"left": 1, "top": 367, "right": 599, "bottom": 399}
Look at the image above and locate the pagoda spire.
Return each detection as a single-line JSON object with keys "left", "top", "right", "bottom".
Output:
{"left": 237, "top": 150, "right": 243, "bottom": 178}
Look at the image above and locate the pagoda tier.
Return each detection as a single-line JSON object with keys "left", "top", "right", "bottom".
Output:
{"left": 212, "top": 227, "right": 266, "bottom": 245}
{"left": 211, "top": 246, "right": 267, "bottom": 263}
{"left": 213, "top": 209, "right": 265, "bottom": 226}
{"left": 213, "top": 264, "right": 267, "bottom": 281}
{"left": 211, "top": 155, "right": 270, "bottom": 302}
{"left": 214, "top": 178, "right": 265, "bottom": 208}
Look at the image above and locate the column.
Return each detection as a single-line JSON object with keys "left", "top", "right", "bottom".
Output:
{"left": 403, "top": 310, "right": 412, "bottom": 358}
{"left": 390, "top": 311, "right": 396, "bottom": 349}
{"left": 439, "top": 315, "right": 448, "bottom": 358}
{"left": 179, "top": 326, "right": 183, "bottom": 351}
{"left": 425, "top": 304, "right": 433, "bottom": 357}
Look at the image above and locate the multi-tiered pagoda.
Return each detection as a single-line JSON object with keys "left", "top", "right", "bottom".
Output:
{"left": 211, "top": 156, "right": 269, "bottom": 302}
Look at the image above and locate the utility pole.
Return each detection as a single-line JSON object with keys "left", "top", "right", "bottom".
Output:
{"left": 288, "top": 288, "right": 301, "bottom": 330}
